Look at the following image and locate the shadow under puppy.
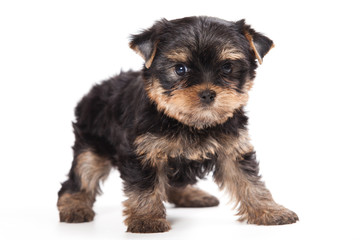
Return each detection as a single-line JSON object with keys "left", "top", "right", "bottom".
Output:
{"left": 57, "top": 16, "right": 298, "bottom": 233}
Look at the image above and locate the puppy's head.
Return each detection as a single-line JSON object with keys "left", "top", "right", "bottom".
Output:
{"left": 130, "top": 16, "right": 273, "bottom": 129}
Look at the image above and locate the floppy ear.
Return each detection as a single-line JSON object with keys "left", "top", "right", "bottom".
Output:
{"left": 129, "top": 20, "right": 166, "bottom": 69}
{"left": 236, "top": 19, "right": 274, "bottom": 64}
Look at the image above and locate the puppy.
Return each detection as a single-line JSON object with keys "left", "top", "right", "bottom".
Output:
{"left": 57, "top": 16, "right": 298, "bottom": 233}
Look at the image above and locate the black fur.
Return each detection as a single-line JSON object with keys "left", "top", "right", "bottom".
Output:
{"left": 238, "top": 151, "right": 260, "bottom": 180}
{"left": 167, "top": 155, "right": 217, "bottom": 188}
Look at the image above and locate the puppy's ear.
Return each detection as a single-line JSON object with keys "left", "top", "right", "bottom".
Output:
{"left": 129, "top": 20, "right": 167, "bottom": 68}
{"left": 236, "top": 19, "right": 274, "bottom": 64}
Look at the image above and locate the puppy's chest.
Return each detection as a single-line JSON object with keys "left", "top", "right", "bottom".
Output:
{"left": 134, "top": 130, "right": 251, "bottom": 164}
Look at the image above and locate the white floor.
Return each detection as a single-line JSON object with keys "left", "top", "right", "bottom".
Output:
{"left": 1, "top": 173, "right": 358, "bottom": 240}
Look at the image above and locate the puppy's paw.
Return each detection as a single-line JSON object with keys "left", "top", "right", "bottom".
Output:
{"left": 177, "top": 194, "right": 219, "bottom": 208}
{"left": 127, "top": 218, "right": 171, "bottom": 233}
{"left": 59, "top": 206, "right": 95, "bottom": 223}
{"left": 169, "top": 186, "right": 219, "bottom": 208}
{"left": 246, "top": 205, "right": 299, "bottom": 225}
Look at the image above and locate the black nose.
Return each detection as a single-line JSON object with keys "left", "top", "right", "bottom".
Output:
{"left": 199, "top": 90, "right": 216, "bottom": 104}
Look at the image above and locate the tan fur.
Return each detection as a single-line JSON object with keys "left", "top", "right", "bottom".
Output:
{"left": 215, "top": 154, "right": 279, "bottom": 223}
{"left": 145, "top": 41, "right": 158, "bottom": 68}
{"left": 146, "top": 80, "right": 253, "bottom": 129}
{"left": 123, "top": 161, "right": 170, "bottom": 233}
{"left": 130, "top": 42, "right": 158, "bottom": 69}
{"left": 135, "top": 127, "right": 252, "bottom": 166}
{"left": 76, "top": 151, "right": 112, "bottom": 196}
{"left": 57, "top": 151, "right": 111, "bottom": 223}
{"left": 219, "top": 48, "right": 245, "bottom": 61}
{"left": 123, "top": 189, "right": 167, "bottom": 224}
{"left": 167, "top": 185, "right": 219, "bottom": 207}
{"left": 57, "top": 192, "right": 95, "bottom": 223}
{"left": 130, "top": 45, "right": 145, "bottom": 61}
{"left": 134, "top": 132, "right": 220, "bottom": 163}
{"left": 214, "top": 135, "right": 298, "bottom": 225}
{"left": 165, "top": 49, "right": 190, "bottom": 62}
{"left": 166, "top": 47, "right": 245, "bottom": 63}
{"left": 243, "top": 31, "right": 275, "bottom": 65}
{"left": 244, "top": 31, "right": 263, "bottom": 64}
{"left": 126, "top": 218, "right": 171, "bottom": 233}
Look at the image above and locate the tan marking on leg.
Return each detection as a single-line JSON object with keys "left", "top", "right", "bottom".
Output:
{"left": 167, "top": 185, "right": 219, "bottom": 207}
{"left": 57, "top": 192, "right": 95, "bottom": 223}
{"left": 57, "top": 151, "right": 111, "bottom": 223}
{"left": 76, "top": 151, "right": 112, "bottom": 195}
{"left": 215, "top": 131, "right": 298, "bottom": 225}
{"left": 123, "top": 161, "right": 170, "bottom": 233}
{"left": 216, "top": 155, "right": 290, "bottom": 224}
{"left": 220, "top": 128, "right": 254, "bottom": 156}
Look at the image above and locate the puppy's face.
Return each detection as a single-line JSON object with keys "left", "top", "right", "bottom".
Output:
{"left": 130, "top": 17, "right": 273, "bottom": 129}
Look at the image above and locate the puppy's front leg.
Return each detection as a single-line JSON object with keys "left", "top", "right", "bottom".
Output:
{"left": 215, "top": 144, "right": 298, "bottom": 225}
{"left": 122, "top": 159, "right": 170, "bottom": 233}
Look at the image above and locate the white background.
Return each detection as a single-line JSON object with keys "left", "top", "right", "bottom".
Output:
{"left": 1, "top": 0, "right": 359, "bottom": 239}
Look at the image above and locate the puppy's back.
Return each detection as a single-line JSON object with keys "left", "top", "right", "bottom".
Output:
{"left": 74, "top": 70, "right": 143, "bottom": 140}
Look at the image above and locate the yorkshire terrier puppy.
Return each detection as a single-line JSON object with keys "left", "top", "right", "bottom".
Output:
{"left": 57, "top": 16, "right": 298, "bottom": 233}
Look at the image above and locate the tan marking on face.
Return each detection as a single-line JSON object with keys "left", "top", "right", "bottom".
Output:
{"left": 165, "top": 49, "right": 190, "bottom": 63}
{"left": 220, "top": 48, "right": 245, "bottom": 61}
{"left": 243, "top": 78, "right": 254, "bottom": 92}
{"left": 146, "top": 80, "right": 252, "bottom": 129}
{"left": 75, "top": 151, "right": 112, "bottom": 195}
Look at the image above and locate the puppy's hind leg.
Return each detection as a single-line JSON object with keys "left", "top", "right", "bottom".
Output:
{"left": 57, "top": 150, "right": 112, "bottom": 223}
{"left": 167, "top": 185, "right": 219, "bottom": 208}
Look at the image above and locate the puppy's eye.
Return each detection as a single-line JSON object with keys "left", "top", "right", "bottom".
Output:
{"left": 174, "top": 64, "right": 188, "bottom": 76}
{"left": 221, "top": 63, "right": 232, "bottom": 74}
